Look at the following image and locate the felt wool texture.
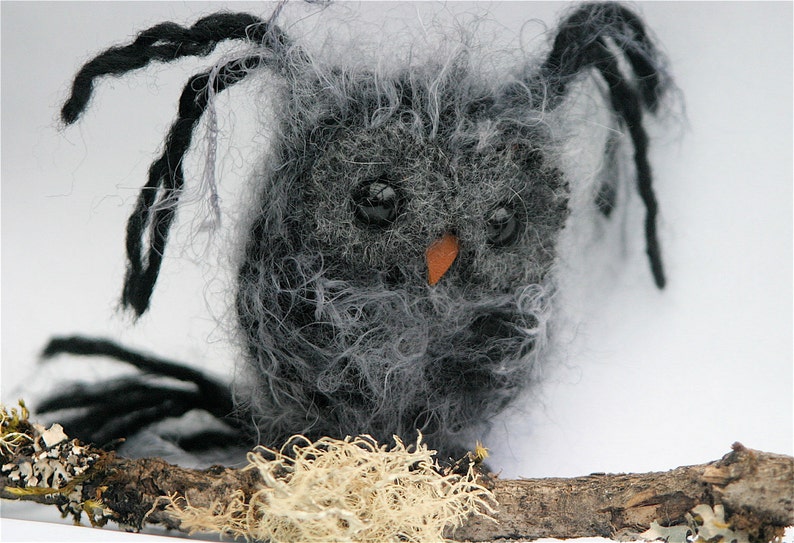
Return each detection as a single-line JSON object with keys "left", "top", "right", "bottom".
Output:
{"left": 37, "top": 3, "right": 672, "bottom": 461}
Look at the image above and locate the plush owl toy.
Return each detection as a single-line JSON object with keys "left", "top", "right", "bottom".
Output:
{"left": 39, "top": 2, "right": 671, "bottom": 461}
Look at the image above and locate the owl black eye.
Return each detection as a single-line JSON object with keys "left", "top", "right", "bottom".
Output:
{"left": 486, "top": 205, "right": 521, "bottom": 247}
{"left": 351, "top": 178, "right": 402, "bottom": 227}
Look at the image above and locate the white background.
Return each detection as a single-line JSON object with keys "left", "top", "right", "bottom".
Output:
{"left": 1, "top": 2, "right": 792, "bottom": 541}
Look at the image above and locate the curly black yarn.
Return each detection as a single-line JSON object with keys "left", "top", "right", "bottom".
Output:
{"left": 538, "top": 2, "right": 667, "bottom": 287}
{"left": 60, "top": 12, "right": 294, "bottom": 316}
{"left": 38, "top": 336, "right": 242, "bottom": 449}
{"left": 122, "top": 54, "right": 275, "bottom": 315}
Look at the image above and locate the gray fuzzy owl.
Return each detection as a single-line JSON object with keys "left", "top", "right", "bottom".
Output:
{"left": 39, "top": 2, "right": 671, "bottom": 462}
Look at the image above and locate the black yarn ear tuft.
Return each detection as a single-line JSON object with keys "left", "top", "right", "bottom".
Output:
{"left": 60, "top": 13, "right": 298, "bottom": 316}
{"left": 538, "top": 2, "right": 669, "bottom": 288}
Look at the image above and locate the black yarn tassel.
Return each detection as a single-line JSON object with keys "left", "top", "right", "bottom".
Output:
{"left": 539, "top": 2, "right": 668, "bottom": 288}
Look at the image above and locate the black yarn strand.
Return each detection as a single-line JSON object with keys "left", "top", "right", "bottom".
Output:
{"left": 39, "top": 383, "right": 205, "bottom": 448}
{"left": 121, "top": 55, "right": 265, "bottom": 316}
{"left": 591, "top": 44, "right": 666, "bottom": 288}
{"left": 538, "top": 2, "right": 667, "bottom": 288}
{"left": 60, "top": 12, "right": 298, "bottom": 315}
{"left": 37, "top": 380, "right": 200, "bottom": 421}
{"left": 540, "top": 3, "right": 663, "bottom": 111}
{"left": 41, "top": 336, "right": 237, "bottom": 420}
{"left": 38, "top": 378, "right": 247, "bottom": 451}
{"left": 61, "top": 12, "right": 287, "bottom": 124}
{"left": 169, "top": 430, "right": 249, "bottom": 452}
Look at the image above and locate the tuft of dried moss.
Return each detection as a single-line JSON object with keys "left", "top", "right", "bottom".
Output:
{"left": 161, "top": 434, "right": 496, "bottom": 542}
{"left": 0, "top": 400, "right": 33, "bottom": 455}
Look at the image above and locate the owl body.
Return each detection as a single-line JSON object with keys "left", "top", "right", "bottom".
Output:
{"left": 236, "top": 65, "right": 569, "bottom": 457}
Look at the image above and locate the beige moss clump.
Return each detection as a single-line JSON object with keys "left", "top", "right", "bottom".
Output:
{"left": 0, "top": 401, "right": 33, "bottom": 455}
{"left": 164, "top": 434, "right": 495, "bottom": 542}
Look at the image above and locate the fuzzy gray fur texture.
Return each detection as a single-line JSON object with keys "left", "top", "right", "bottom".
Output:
{"left": 235, "top": 59, "right": 568, "bottom": 458}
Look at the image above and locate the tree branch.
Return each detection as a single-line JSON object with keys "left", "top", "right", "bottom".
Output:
{"left": 2, "top": 403, "right": 792, "bottom": 542}
{"left": 455, "top": 442, "right": 793, "bottom": 542}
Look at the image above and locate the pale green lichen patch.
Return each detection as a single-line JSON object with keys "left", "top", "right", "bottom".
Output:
{"left": 1, "top": 401, "right": 104, "bottom": 522}
{"left": 641, "top": 504, "right": 751, "bottom": 543}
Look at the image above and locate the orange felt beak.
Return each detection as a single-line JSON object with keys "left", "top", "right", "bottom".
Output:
{"left": 426, "top": 233, "right": 459, "bottom": 286}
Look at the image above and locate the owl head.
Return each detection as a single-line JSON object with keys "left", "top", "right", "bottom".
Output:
{"left": 52, "top": 3, "right": 671, "bottom": 459}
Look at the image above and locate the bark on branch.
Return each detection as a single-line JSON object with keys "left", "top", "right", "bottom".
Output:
{"left": 1, "top": 405, "right": 792, "bottom": 542}
{"left": 455, "top": 442, "right": 793, "bottom": 542}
